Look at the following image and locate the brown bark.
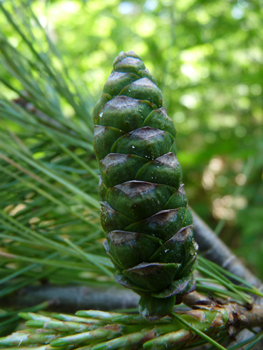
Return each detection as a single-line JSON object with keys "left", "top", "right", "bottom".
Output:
{"left": 192, "top": 210, "right": 262, "bottom": 288}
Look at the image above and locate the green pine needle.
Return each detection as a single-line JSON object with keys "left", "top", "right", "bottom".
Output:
{"left": 170, "top": 312, "right": 227, "bottom": 350}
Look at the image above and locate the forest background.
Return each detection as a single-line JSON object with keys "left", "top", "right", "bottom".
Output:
{"left": 1, "top": 0, "right": 262, "bottom": 278}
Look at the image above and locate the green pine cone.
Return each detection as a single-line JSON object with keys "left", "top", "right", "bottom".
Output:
{"left": 93, "top": 51, "right": 198, "bottom": 318}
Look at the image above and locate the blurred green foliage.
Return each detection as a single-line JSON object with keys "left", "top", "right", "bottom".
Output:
{"left": 0, "top": 0, "right": 262, "bottom": 278}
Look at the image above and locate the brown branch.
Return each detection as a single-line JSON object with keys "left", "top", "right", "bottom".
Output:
{"left": 191, "top": 212, "right": 263, "bottom": 350}
{"left": 183, "top": 291, "right": 263, "bottom": 329}
{"left": 0, "top": 285, "right": 139, "bottom": 313}
{"left": 1, "top": 211, "right": 262, "bottom": 313}
{"left": 2, "top": 288, "right": 263, "bottom": 349}
{"left": 192, "top": 209, "right": 262, "bottom": 289}
{"left": 2, "top": 211, "right": 263, "bottom": 348}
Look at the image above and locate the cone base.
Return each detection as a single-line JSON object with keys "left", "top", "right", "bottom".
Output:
{"left": 138, "top": 294, "right": 176, "bottom": 320}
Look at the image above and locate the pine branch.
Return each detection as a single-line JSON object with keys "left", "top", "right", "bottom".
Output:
{"left": 0, "top": 285, "right": 139, "bottom": 313}
{"left": 192, "top": 209, "right": 262, "bottom": 289}
{"left": 1, "top": 212, "right": 262, "bottom": 313}
{"left": 1, "top": 292, "right": 263, "bottom": 350}
{"left": 192, "top": 211, "right": 263, "bottom": 350}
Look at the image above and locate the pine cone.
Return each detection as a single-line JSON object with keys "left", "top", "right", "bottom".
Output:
{"left": 92, "top": 51, "right": 198, "bottom": 318}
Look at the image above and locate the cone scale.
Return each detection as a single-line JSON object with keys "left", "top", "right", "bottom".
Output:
{"left": 93, "top": 51, "right": 198, "bottom": 318}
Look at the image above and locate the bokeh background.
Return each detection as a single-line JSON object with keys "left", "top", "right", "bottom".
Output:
{"left": 1, "top": 0, "right": 263, "bottom": 278}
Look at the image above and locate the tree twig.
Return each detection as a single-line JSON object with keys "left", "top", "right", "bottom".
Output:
{"left": 0, "top": 285, "right": 139, "bottom": 312}
{"left": 191, "top": 209, "right": 262, "bottom": 289}
{"left": 192, "top": 210, "right": 263, "bottom": 350}
{"left": 1, "top": 211, "right": 262, "bottom": 313}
